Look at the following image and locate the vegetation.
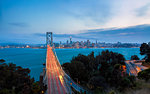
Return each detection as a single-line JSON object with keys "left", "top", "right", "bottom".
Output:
{"left": 0, "top": 59, "right": 46, "bottom": 94}
{"left": 0, "top": 59, "right": 5, "bottom": 63}
{"left": 131, "top": 55, "right": 139, "bottom": 60}
{"left": 141, "top": 62, "right": 150, "bottom": 68}
{"left": 138, "top": 68, "right": 150, "bottom": 82}
{"left": 140, "top": 43, "right": 150, "bottom": 62}
{"left": 62, "top": 50, "right": 136, "bottom": 93}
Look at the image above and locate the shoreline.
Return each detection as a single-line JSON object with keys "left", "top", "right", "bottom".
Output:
{"left": 0, "top": 47, "right": 140, "bottom": 49}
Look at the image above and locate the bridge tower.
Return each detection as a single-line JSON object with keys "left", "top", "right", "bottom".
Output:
{"left": 46, "top": 32, "right": 53, "bottom": 47}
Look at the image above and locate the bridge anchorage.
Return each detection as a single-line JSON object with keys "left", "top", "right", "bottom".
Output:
{"left": 40, "top": 32, "right": 88, "bottom": 94}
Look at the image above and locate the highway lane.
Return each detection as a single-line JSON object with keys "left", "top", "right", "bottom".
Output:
{"left": 46, "top": 45, "right": 69, "bottom": 94}
{"left": 125, "top": 60, "right": 148, "bottom": 76}
{"left": 131, "top": 62, "right": 148, "bottom": 71}
{"left": 125, "top": 61, "right": 137, "bottom": 76}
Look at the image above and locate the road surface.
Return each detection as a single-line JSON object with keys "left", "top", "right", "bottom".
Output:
{"left": 125, "top": 61, "right": 138, "bottom": 76}
{"left": 46, "top": 45, "right": 70, "bottom": 94}
{"left": 125, "top": 60, "right": 148, "bottom": 76}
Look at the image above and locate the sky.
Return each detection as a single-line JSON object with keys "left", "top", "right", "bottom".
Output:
{"left": 0, "top": 0, "right": 150, "bottom": 44}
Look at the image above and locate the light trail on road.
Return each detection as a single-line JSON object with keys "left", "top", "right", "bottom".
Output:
{"left": 46, "top": 45, "right": 69, "bottom": 94}
{"left": 125, "top": 60, "right": 148, "bottom": 76}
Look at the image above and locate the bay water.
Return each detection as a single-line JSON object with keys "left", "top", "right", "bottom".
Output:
{"left": 0, "top": 48, "right": 144, "bottom": 81}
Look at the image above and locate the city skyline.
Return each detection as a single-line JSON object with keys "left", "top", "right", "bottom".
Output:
{"left": 1, "top": 0, "right": 150, "bottom": 43}
{"left": 0, "top": 37, "right": 142, "bottom": 49}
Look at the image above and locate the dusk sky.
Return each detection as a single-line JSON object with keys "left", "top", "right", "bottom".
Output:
{"left": 0, "top": 0, "right": 150, "bottom": 44}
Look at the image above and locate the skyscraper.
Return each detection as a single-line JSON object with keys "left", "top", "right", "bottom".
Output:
{"left": 70, "top": 36, "right": 72, "bottom": 44}
{"left": 87, "top": 40, "right": 90, "bottom": 47}
{"left": 96, "top": 40, "right": 97, "bottom": 45}
{"left": 66, "top": 40, "right": 69, "bottom": 45}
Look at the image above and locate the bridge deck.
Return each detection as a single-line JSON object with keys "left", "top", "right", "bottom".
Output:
{"left": 46, "top": 45, "right": 70, "bottom": 94}
{"left": 125, "top": 61, "right": 137, "bottom": 76}
{"left": 125, "top": 60, "right": 148, "bottom": 76}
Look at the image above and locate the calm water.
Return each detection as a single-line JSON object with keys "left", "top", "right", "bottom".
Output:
{"left": 0, "top": 48, "right": 144, "bottom": 81}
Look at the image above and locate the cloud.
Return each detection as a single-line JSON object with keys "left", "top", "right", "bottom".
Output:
{"left": 33, "top": 33, "right": 45, "bottom": 37}
{"left": 33, "top": 24, "right": 150, "bottom": 43}
{"left": 64, "top": 0, "right": 112, "bottom": 28}
{"left": 118, "top": 32, "right": 134, "bottom": 36}
{"left": 119, "top": 33, "right": 129, "bottom": 35}
{"left": 55, "top": 0, "right": 150, "bottom": 32}
{"left": 136, "top": 3, "right": 150, "bottom": 16}
{"left": 33, "top": 33, "right": 97, "bottom": 40}
{"left": 8, "top": 22, "right": 29, "bottom": 27}
{"left": 101, "top": 0, "right": 150, "bottom": 29}
{"left": 1, "top": 24, "right": 150, "bottom": 43}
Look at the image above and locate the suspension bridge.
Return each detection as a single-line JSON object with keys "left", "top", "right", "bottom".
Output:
{"left": 43, "top": 32, "right": 86, "bottom": 94}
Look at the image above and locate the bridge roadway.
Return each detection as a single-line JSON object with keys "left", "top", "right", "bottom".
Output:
{"left": 46, "top": 45, "right": 71, "bottom": 94}
{"left": 125, "top": 60, "right": 148, "bottom": 76}
{"left": 125, "top": 61, "right": 138, "bottom": 76}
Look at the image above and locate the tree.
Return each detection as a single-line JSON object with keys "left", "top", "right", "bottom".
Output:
{"left": 62, "top": 61, "right": 89, "bottom": 84}
{"left": 0, "top": 59, "right": 45, "bottom": 94}
{"left": 131, "top": 55, "right": 140, "bottom": 60}
{"left": 138, "top": 68, "right": 150, "bottom": 82}
{"left": 62, "top": 50, "right": 136, "bottom": 92}
{"left": 71, "top": 54, "right": 92, "bottom": 71}
{"left": 96, "top": 50, "right": 125, "bottom": 67}
{"left": 32, "top": 82, "right": 41, "bottom": 94}
{"left": 0, "top": 59, "right": 5, "bottom": 63}
{"left": 140, "top": 43, "right": 150, "bottom": 62}
{"left": 109, "top": 64, "right": 123, "bottom": 87}
{"left": 88, "top": 51, "right": 97, "bottom": 71}
{"left": 88, "top": 76, "right": 107, "bottom": 90}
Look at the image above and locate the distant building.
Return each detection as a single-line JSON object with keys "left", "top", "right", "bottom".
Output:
{"left": 26, "top": 45, "right": 30, "bottom": 48}
{"left": 87, "top": 40, "right": 90, "bottom": 47}
{"left": 95, "top": 40, "right": 98, "bottom": 47}
{"left": 54, "top": 43, "right": 59, "bottom": 48}
{"left": 70, "top": 36, "right": 72, "bottom": 44}
{"left": 75, "top": 41, "right": 79, "bottom": 48}
{"left": 92, "top": 43, "right": 95, "bottom": 47}
{"left": 96, "top": 40, "right": 97, "bottom": 45}
{"left": 117, "top": 42, "right": 121, "bottom": 44}
{"left": 80, "top": 41, "right": 84, "bottom": 47}
{"left": 66, "top": 40, "right": 69, "bottom": 45}
{"left": 59, "top": 41, "right": 63, "bottom": 48}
